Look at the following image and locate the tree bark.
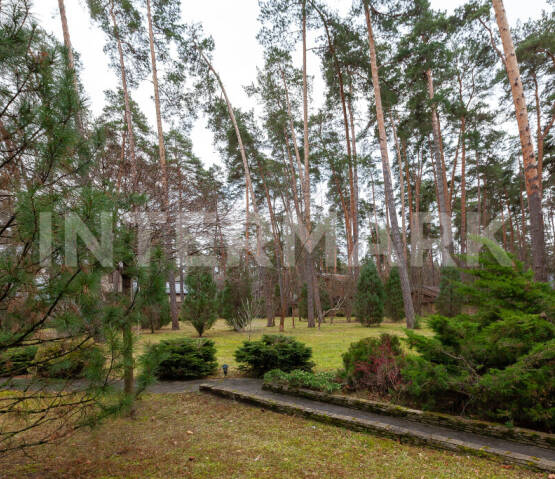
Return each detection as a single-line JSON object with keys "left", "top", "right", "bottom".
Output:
{"left": 364, "top": 3, "right": 415, "bottom": 329}
{"left": 492, "top": 0, "right": 546, "bottom": 281}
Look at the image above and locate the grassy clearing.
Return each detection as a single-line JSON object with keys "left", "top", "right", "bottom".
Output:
{"left": 136, "top": 318, "right": 433, "bottom": 373}
{"left": 1, "top": 392, "right": 542, "bottom": 479}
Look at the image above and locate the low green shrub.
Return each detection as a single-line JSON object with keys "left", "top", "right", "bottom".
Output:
{"left": 0, "top": 346, "right": 38, "bottom": 376}
{"left": 234, "top": 335, "right": 314, "bottom": 377}
{"left": 34, "top": 340, "right": 100, "bottom": 379}
{"left": 141, "top": 338, "right": 218, "bottom": 380}
{"left": 341, "top": 334, "right": 405, "bottom": 395}
{"left": 264, "top": 369, "right": 342, "bottom": 394}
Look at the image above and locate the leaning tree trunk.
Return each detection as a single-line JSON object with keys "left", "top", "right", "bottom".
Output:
{"left": 492, "top": 0, "right": 546, "bottom": 281}
{"left": 146, "top": 0, "right": 179, "bottom": 329}
{"left": 364, "top": 2, "right": 415, "bottom": 329}
{"left": 196, "top": 48, "right": 264, "bottom": 265}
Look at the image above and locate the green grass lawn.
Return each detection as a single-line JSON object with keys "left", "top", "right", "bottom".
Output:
{"left": 137, "top": 317, "right": 434, "bottom": 373}
{"left": 1, "top": 392, "right": 542, "bottom": 479}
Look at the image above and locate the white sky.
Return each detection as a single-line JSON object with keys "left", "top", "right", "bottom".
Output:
{"left": 32, "top": 0, "right": 549, "bottom": 168}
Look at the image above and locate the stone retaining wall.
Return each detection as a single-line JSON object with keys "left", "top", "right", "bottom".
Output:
{"left": 263, "top": 384, "right": 554, "bottom": 450}
{"left": 202, "top": 383, "right": 555, "bottom": 473}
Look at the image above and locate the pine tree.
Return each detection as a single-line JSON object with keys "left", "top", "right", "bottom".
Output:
{"left": 355, "top": 260, "right": 384, "bottom": 326}
{"left": 221, "top": 265, "right": 252, "bottom": 331}
{"left": 182, "top": 269, "right": 218, "bottom": 337}
{"left": 87, "top": 0, "right": 150, "bottom": 396}
{"left": 0, "top": 4, "right": 152, "bottom": 451}
{"left": 385, "top": 267, "right": 404, "bottom": 322}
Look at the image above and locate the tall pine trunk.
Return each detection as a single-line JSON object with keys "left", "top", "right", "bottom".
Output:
{"left": 121, "top": 271, "right": 134, "bottom": 396}
{"left": 390, "top": 111, "right": 407, "bottom": 261}
{"left": 259, "top": 165, "right": 287, "bottom": 331}
{"left": 302, "top": 0, "right": 316, "bottom": 328}
{"left": 347, "top": 87, "right": 360, "bottom": 274}
{"left": 57, "top": 0, "right": 83, "bottom": 133}
{"left": 426, "top": 69, "right": 454, "bottom": 261}
{"left": 460, "top": 116, "right": 467, "bottom": 254}
{"left": 492, "top": 0, "right": 546, "bottom": 281}
{"left": 315, "top": 6, "right": 355, "bottom": 270}
{"left": 110, "top": 0, "right": 138, "bottom": 395}
{"left": 146, "top": 0, "right": 179, "bottom": 329}
{"left": 110, "top": 1, "right": 137, "bottom": 189}
{"left": 364, "top": 2, "right": 415, "bottom": 329}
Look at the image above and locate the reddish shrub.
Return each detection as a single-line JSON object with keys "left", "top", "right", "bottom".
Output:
{"left": 342, "top": 334, "right": 405, "bottom": 395}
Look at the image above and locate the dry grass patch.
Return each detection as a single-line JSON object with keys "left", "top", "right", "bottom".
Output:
{"left": 1, "top": 392, "right": 544, "bottom": 479}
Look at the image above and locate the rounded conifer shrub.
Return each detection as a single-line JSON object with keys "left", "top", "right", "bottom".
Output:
{"left": 142, "top": 338, "right": 218, "bottom": 380}
{"left": 140, "top": 338, "right": 218, "bottom": 381}
{"left": 354, "top": 260, "right": 384, "bottom": 326}
{"left": 234, "top": 335, "right": 314, "bottom": 377}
